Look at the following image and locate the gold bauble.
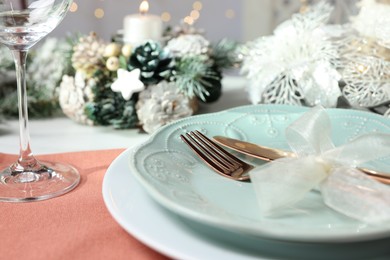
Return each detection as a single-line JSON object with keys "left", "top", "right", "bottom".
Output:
{"left": 104, "top": 43, "right": 121, "bottom": 57}
{"left": 121, "top": 44, "right": 133, "bottom": 58}
{"left": 106, "top": 56, "right": 120, "bottom": 71}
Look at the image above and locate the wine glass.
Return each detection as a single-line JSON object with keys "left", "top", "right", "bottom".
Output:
{"left": 0, "top": 0, "right": 80, "bottom": 202}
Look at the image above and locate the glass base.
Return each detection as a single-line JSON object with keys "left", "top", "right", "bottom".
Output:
{"left": 0, "top": 160, "right": 80, "bottom": 202}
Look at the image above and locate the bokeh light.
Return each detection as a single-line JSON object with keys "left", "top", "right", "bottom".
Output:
{"left": 94, "top": 8, "right": 105, "bottom": 19}
{"left": 184, "top": 16, "right": 194, "bottom": 25}
{"left": 161, "top": 12, "right": 171, "bottom": 22}
{"left": 193, "top": 1, "right": 203, "bottom": 11}
{"left": 225, "top": 9, "right": 235, "bottom": 19}
{"left": 190, "top": 10, "right": 200, "bottom": 20}
{"left": 69, "top": 2, "right": 78, "bottom": 12}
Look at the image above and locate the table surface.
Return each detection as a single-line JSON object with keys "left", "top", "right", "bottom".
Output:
{"left": 1, "top": 76, "right": 390, "bottom": 260}
{"left": 0, "top": 75, "right": 250, "bottom": 155}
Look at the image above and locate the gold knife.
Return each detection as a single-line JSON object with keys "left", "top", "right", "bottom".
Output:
{"left": 213, "top": 136, "right": 390, "bottom": 184}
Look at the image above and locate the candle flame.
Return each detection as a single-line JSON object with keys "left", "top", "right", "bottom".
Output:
{"left": 140, "top": 0, "right": 149, "bottom": 15}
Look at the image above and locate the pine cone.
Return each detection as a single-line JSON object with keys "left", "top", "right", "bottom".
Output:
{"left": 136, "top": 81, "right": 196, "bottom": 133}
{"left": 128, "top": 41, "right": 173, "bottom": 85}
{"left": 165, "top": 34, "right": 210, "bottom": 57}
{"left": 72, "top": 32, "right": 106, "bottom": 76}
{"left": 83, "top": 70, "right": 138, "bottom": 129}
{"left": 59, "top": 72, "right": 95, "bottom": 125}
{"left": 109, "top": 100, "right": 139, "bottom": 129}
{"left": 84, "top": 97, "right": 138, "bottom": 129}
{"left": 163, "top": 23, "right": 204, "bottom": 41}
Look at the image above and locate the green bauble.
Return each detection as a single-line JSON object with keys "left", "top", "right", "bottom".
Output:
{"left": 128, "top": 41, "right": 173, "bottom": 85}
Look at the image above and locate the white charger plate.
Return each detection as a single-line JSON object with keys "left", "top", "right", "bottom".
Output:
{"left": 103, "top": 149, "right": 266, "bottom": 260}
{"left": 127, "top": 104, "right": 390, "bottom": 243}
{"left": 103, "top": 149, "right": 390, "bottom": 259}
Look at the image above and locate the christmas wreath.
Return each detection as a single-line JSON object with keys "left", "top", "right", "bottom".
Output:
{"left": 59, "top": 28, "right": 239, "bottom": 133}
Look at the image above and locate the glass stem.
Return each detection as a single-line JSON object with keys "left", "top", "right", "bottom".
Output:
{"left": 12, "top": 50, "right": 37, "bottom": 169}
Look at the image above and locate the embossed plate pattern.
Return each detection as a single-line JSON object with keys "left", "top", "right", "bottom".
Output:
{"left": 129, "top": 104, "right": 390, "bottom": 242}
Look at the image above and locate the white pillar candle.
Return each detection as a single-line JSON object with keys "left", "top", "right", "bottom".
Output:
{"left": 123, "top": 1, "right": 163, "bottom": 47}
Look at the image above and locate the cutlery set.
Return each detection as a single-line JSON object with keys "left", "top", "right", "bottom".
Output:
{"left": 181, "top": 131, "right": 390, "bottom": 185}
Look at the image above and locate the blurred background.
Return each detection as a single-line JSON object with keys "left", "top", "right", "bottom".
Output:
{"left": 51, "top": 0, "right": 359, "bottom": 43}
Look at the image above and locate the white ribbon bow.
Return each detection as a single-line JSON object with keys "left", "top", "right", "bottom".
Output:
{"left": 249, "top": 106, "right": 390, "bottom": 223}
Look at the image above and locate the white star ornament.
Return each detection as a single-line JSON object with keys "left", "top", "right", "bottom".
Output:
{"left": 111, "top": 68, "right": 145, "bottom": 100}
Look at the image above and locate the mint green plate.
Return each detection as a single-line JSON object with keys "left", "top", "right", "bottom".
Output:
{"left": 129, "top": 104, "right": 390, "bottom": 242}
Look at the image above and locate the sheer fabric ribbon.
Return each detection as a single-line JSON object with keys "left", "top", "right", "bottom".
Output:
{"left": 250, "top": 107, "right": 390, "bottom": 223}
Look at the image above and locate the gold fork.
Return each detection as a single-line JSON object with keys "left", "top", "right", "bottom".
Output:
{"left": 180, "top": 130, "right": 252, "bottom": 181}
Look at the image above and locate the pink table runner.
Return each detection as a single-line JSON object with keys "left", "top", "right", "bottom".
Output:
{"left": 0, "top": 150, "right": 168, "bottom": 260}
